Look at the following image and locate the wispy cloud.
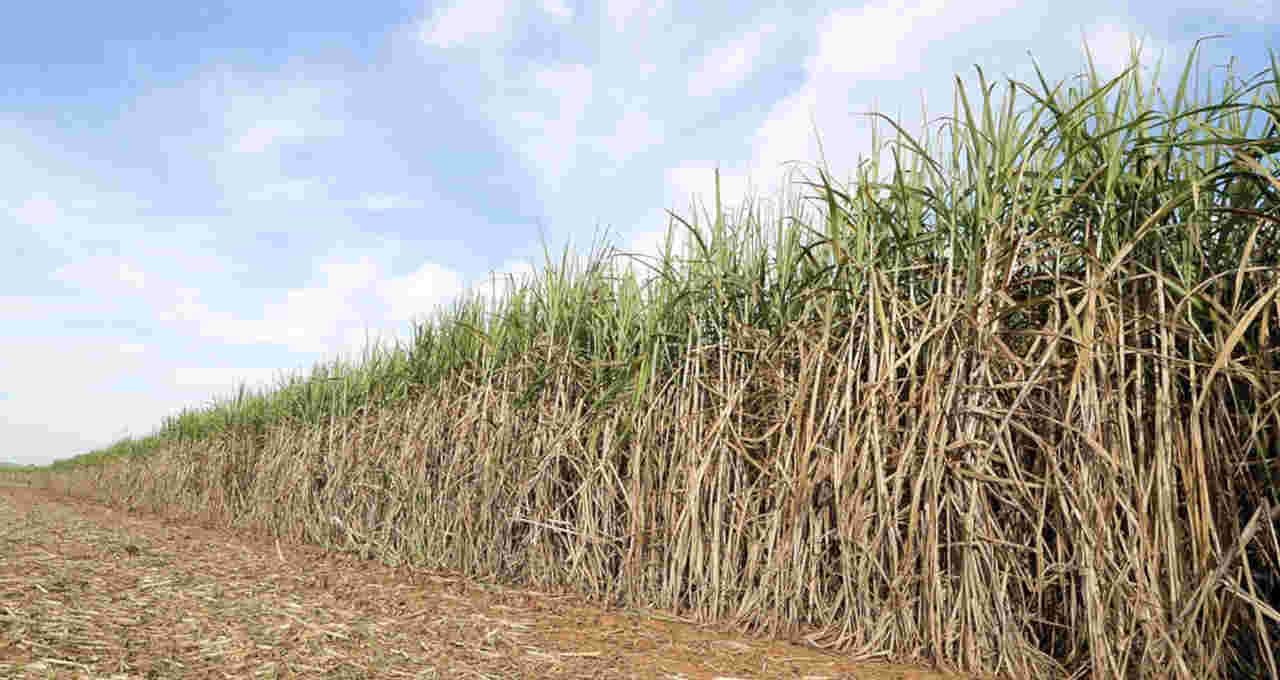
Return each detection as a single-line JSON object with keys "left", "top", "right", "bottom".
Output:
{"left": 420, "top": 0, "right": 513, "bottom": 49}
{"left": 501, "top": 63, "right": 596, "bottom": 195}
{"left": 360, "top": 193, "right": 423, "bottom": 212}
{"left": 605, "top": 0, "right": 667, "bottom": 34}
{"left": 54, "top": 256, "right": 149, "bottom": 293}
{"left": 687, "top": 24, "right": 777, "bottom": 98}
{"left": 9, "top": 194, "right": 65, "bottom": 227}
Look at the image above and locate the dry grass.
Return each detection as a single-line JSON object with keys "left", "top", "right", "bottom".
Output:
{"left": 0, "top": 484, "right": 987, "bottom": 679}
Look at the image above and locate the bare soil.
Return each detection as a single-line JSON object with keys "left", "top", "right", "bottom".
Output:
{"left": 1, "top": 484, "right": 988, "bottom": 679}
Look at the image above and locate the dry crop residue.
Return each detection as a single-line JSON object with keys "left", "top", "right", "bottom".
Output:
{"left": 0, "top": 485, "right": 986, "bottom": 679}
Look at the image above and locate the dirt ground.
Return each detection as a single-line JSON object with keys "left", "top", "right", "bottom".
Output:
{"left": 0, "top": 484, "right": 991, "bottom": 679}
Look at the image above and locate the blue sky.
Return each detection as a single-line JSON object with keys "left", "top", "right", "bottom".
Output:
{"left": 2, "top": 0, "right": 1276, "bottom": 466}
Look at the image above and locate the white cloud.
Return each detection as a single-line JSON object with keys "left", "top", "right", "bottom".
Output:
{"left": 317, "top": 258, "right": 379, "bottom": 293}
{"left": 118, "top": 262, "right": 146, "bottom": 289}
{"left": 231, "top": 119, "right": 311, "bottom": 154}
{"left": 246, "top": 178, "right": 322, "bottom": 202}
{"left": 420, "top": 0, "right": 512, "bottom": 49}
{"left": 809, "top": 1, "right": 947, "bottom": 79}
{"left": 119, "top": 342, "right": 145, "bottom": 355}
{"left": 606, "top": 0, "right": 664, "bottom": 33}
{"left": 0, "top": 340, "right": 139, "bottom": 395}
{"left": 666, "top": 165, "right": 775, "bottom": 218}
{"left": 807, "top": 0, "right": 1025, "bottom": 82}
{"left": 9, "top": 194, "right": 63, "bottom": 226}
{"left": 53, "top": 256, "right": 150, "bottom": 295}
{"left": 220, "top": 78, "right": 346, "bottom": 154}
{"left": 360, "top": 192, "right": 423, "bottom": 212}
{"left": 0, "top": 296, "right": 46, "bottom": 318}
{"left": 747, "top": 85, "right": 823, "bottom": 199}
{"left": 504, "top": 64, "right": 595, "bottom": 195}
{"left": 540, "top": 0, "right": 573, "bottom": 20}
{"left": 378, "top": 261, "right": 467, "bottom": 322}
{"left": 337, "top": 325, "right": 405, "bottom": 361}
{"left": 687, "top": 24, "right": 777, "bottom": 98}
{"left": 172, "top": 366, "right": 284, "bottom": 393}
{"left": 1076, "top": 22, "right": 1174, "bottom": 81}
{"left": 165, "top": 256, "right": 384, "bottom": 353}
{"left": 168, "top": 290, "right": 249, "bottom": 340}
{"left": 202, "top": 71, "right": 349, "bottom": 205}
{"left": 533, "top": 64, "right": 594, "bottom": 108}
{"left": 599, "top": 107, "right": 664, "bottom": 169}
